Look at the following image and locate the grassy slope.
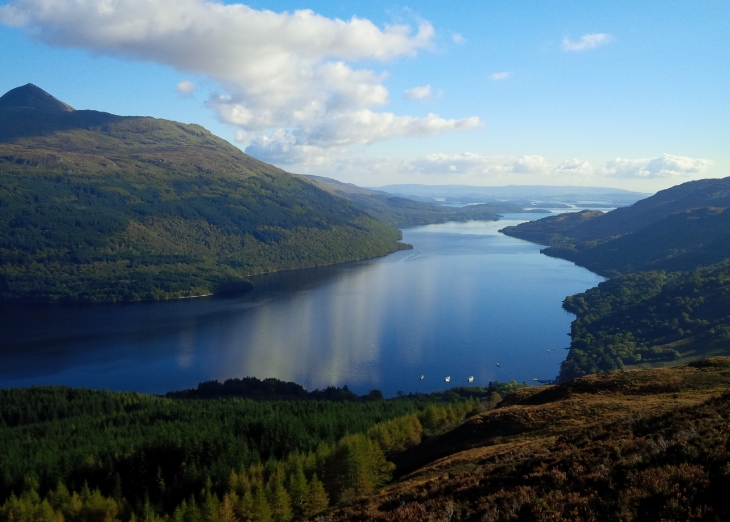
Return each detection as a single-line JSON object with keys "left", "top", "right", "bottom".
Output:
{"left": 326, "top": 358, "right": 730, "bottom": 521}
{"left": 0, "top": 90, "right": 407, "bottom": 302}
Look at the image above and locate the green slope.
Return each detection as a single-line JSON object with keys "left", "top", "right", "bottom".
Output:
{"left": 0, "top": 84, "right": 408, "bottom": 302}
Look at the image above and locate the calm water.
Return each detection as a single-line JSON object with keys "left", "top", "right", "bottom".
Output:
{"left": 0, "top": 214, "right": 604, "bottom": 397}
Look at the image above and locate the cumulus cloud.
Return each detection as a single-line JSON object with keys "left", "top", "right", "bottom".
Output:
{"left": 452, "top": 33, "right": 465, "bottom": 44}
{"left": 0, "top": 0, "right": 479, "bottom": 152}
{"left": 404, "top": 85, "right": 432, "bottom": 100}
{"left": 562, "top": 33, "right": 611, "bottom": 52}
{"left": 490, "top": 71, "right": 511, "bottom": 81}
{"left": 176, "top": 80, "right": 195, "bottom": 96}
{"left": 603, "top": 154, "right": 713, "bottom": 178}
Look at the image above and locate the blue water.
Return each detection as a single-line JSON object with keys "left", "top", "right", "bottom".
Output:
{"left": 0, "top": 214, "right": 604, "bottom": 397}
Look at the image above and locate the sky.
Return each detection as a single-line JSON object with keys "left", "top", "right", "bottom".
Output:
{"left": 0, "top": 0, "right": 728, "bottom": 192}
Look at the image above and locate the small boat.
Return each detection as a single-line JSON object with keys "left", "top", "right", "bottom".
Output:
{"left": 532, "top": 378, "right": 539, "bottom": 381}
{"left": 467, "top": 376, "right": 474, "bottom": 383}
{"left": 420, "top": 375, "right": 424, "bottom": 380}
{"left": 496, "top": 363, "right": 500, "bottom": 367}
{"left": 444, "top": 376, "right": 451, "bottom": 382}
{"left": 547, "top": 349, "right": 551, "bottom": 353}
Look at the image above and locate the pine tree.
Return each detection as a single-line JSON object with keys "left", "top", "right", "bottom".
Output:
{"left": 304, "top": 474, "right": 328, "bottom": 517}
{"left": 218, "top": 493, "right": 237, "bottom": 522}
{"left": 287, "top": 465, "right": 308, "bottom": 518}
{"left": 250, "top": 488, "right": 272, "bottom": 522}
{"left": 269, "top": 482, "right": 292, "bottom": 522}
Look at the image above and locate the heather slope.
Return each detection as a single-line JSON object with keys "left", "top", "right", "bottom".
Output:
{"left": 325, "top": 358, "right": 730, "bottom": 521}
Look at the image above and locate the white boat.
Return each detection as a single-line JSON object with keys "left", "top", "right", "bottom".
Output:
{"left": 532, "top": 378, "right": 539, "bottom": 381}
{"left": 496, "top": 363, "right": 500, "bottom": 367}
{"left": 444, "top": 376, "right": 451, "bottom": 382}
{"left": 467, "top": 376, "right": 474, "bottom": 383}
{"left": 420, "top": 375, "right": 424, "bottom": 380}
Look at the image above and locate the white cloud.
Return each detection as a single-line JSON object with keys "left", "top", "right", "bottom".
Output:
{"left": 553, "top": 158, "right": 594, "bottom": 177}
{"left": 176, "top": 80, "right": 195, "bottom": 96}
{"left": 452, "top": 33, "right": 465, "bottom": 44}
{"left": 0, "top": 0, "right": 479, "bottom": 152}
{"left": 404, "top": 85, "right": 432, "bottom": 100}
{"left": 562, "top": 33, "right": 612, "bottom": 52}
{"left": 490, "top": 71, "right": 511, "bottom": 81}
{"left": 603, "top": 154, "right": 713, "bottom": 178}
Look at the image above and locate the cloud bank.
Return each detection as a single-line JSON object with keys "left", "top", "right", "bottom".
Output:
{"left": 603, "top": 154, "right": 713, "bottom": 178}
{"left": 0, "top": 0, "right": 479, "bottom": 151}
{"left": 248, "top": 148, "right": 712, "bottom": 187}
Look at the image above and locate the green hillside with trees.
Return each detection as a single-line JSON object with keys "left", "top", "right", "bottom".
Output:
{"left": 500, "top": 177, "right": 730, "bottom": 381}
{"left": 0, "top": 84, "right": 409, "bottom": 303}
{"left": 0, "top": 382, "right": 504, "bottom": 521}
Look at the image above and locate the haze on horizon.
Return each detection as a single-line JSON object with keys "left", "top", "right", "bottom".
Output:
{"left": 0, "top": 0, "right": 727, "bottom": 193}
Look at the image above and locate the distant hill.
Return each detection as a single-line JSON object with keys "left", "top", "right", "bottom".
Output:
{"left": 0, "top": 84, "right": 409, "bottom": 302}
{"left": 501, "top": 177, "right": 730, "bottom": 275}
{"left": 372, "top": 183, "right": 649, "bottom": 208}
{"left": 304, "top": 175, "right": 529, "bottom": 228}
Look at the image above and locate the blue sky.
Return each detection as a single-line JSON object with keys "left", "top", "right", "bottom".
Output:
{"left": 0, "top": 0, "right": 728, "bottom": 191}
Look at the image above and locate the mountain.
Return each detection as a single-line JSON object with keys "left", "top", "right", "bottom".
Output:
{"left": 303, "top": 175, "right": 529, "bottom": 228}
{"left": 500, "top": 177, "right": 730, "bottom": 275}
{"left": 0, "top": 84, "right": 408, "bottom": 302}
{"left": 326, "top": 358, "right": 730, "bottom": 521}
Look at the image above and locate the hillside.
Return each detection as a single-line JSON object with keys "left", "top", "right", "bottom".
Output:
{"left": 303, "top": 175, "right": 528, "bottom": 228}
{"left": 498, "top": 176, "right": 730, "bottom": 382}
{"left": 0, "top": 84, "right": 409, "bottom": 302}
{"left": 500, "top": 177, "right": 730, "bottom": 275}
{"left": 559, "top": 260, "right": 730, "bottom": 381}
{"left": 325, "top": 358, "right": 730, "bottom": 521}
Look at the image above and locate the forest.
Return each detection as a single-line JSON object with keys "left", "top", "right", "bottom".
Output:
{"left": 0, "top": 381, "right": 512, "bottom": 522}
{"left": 558, "top": 260, "right": 730, "bottom": 381}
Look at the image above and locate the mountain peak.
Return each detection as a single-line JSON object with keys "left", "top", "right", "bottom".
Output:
{"left": 0, "top": 83, "right": 75, "bottom": 113}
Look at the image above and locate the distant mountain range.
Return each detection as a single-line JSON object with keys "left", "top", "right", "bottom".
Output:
{"left": 0, "top": 84, "right": 411, "bottom": 302}
{"left": 372, "top": 183, "right": 650, "bottom": 209}
{"left": 303, "top": 175, "right": 533, "bottom": 228}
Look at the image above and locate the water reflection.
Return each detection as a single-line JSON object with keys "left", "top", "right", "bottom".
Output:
{"left": 0, "top": 215, "right": 604, "bottom": 396}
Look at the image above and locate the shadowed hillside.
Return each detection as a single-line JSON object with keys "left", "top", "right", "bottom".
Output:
{"left": 0, "top": 84, "right": 409, "bottom": 302}
{"left": 500, "top": 177, "right": 730, "bottom": 276}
